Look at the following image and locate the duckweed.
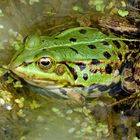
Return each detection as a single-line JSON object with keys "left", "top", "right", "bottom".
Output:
{"left": 51, "top": 107, "right": 65, "bottom": 117}
{"left": 118, "top": 9, "right": 129, "bottom": 17}
{"left": 6, "top": 76, "right": 23, "bottom": 88}
{"left": 30, "top": 100, "right": 40, "bottom": 109}
{"left": 17, "top": 109, "right": 26, "bottom": 117}
{"left": 15, "top": 97, "right": 25, "bottom": 108}
{"left": 0, "top": 90, "right": 13, "bottom": 104}
{"left": 14, "top": 81, "right": 23, "bottom": 88}
{"left": 29, "top": 0, "right": 40, "bottom": 5}
{"left": 88, "top": 0, "right": 105, "bottom": 12}
{"left": 72, "top": 5, "right": 83, "bottom": 12}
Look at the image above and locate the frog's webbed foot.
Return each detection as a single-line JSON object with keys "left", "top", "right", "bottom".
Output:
{"left": 121, "top": 56, "right": 140, "bottom": 94}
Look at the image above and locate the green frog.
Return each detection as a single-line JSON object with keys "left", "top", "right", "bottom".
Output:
{"left": 9, "top": 27, "right": 140, "bottom": 99}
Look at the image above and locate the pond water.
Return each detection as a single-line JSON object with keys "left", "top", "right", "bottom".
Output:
{"left": 0, "top": 0, "right": 140, "bottom": 140}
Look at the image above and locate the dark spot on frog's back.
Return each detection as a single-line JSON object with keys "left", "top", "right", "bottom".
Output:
{"left": 88, "top": 45, "right": 96, "bottom": 49}
{"left": 42, "top": 39, "right": 45, "bottom": 42}
{"left": 83, "top": 73, "right": 88, "bottom": 80}
{"left": 123, "top": 60, "right": 133, "bottom": 69}
{"left": 102, "top": 41, "right": 109, "bottom": 45}
{"left": 128, "top": 42, "right": 135, "bottom": 49}
{"left": 131, "top": 52, "right": 138, "bottom": 58}
{"left": 91, "top": 59, "right": 100, "bottom": 65}
{"left": 70, "top": 47, "right": 78, "bottom": 54}
{"left": 123, "top": 40, "right": 130, "bottom": 45}
{"left": 118, "top": 53, "right": 122, "bottom": 61}
{"left": 69, "top": 38, "right": 77, "bottom": 42}
{"left": 79, "top": 29, "right": 87, "bottom": 34}
{"left": 105, "top": 64, "right": 112, "bottom": 74}
{"left": 76, "top": 63, "right": 86, "bottom": 71}
{"left": 42, "top": 48, "right": 46, "bottom": 51}
{"left": 103, "top": 51, "right": 111, "bottom": 59}
{"left": 112, "top": 40, "right": 121, "bottom": 49}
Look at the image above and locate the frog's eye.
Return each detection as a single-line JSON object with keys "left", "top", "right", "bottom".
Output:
{"left": 38, "top": 57, "right": 52, "bottom": 70}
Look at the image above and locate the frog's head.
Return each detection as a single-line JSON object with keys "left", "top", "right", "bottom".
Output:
{"left": 9, "top": 36, "right": 78, "bottom": 88}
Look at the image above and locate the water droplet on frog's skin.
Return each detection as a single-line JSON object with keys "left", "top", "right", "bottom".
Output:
{"left": 103, "top": 51, "right": 111, "bottom": 59}
{"left": 88, "top": 44, "right": 96, "bottom": 49}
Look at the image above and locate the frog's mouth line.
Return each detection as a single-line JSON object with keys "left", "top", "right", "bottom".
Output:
{"left": 10, "top": 68, "right": 65, "bottom": 88}
{"left": 24, "top": 79, "right": 65, "bottom": 89}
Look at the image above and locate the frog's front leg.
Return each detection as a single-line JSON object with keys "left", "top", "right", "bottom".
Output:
{"left": 121, "top": 56, "right": 140, "bottom": 94}
{"left": 65, "top": 88, "right": 86, "bottom": 104}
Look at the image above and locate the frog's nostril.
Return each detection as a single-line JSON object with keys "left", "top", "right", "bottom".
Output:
{"left": 9, "top": 60, "right": 20, "bottom": 73}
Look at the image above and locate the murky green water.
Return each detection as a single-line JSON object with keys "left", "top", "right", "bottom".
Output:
{"left": 0, "top": 0, "right": 140, "bottom": 140}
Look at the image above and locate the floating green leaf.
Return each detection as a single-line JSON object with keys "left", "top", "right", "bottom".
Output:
{"left": 118, "top": 9, "right": 129, "bottom": 17}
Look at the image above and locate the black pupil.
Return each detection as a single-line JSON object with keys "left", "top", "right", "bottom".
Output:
{"left": 40, "top": 60, "right": 50, "bottom": 66}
